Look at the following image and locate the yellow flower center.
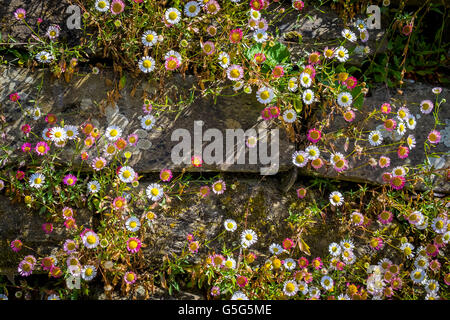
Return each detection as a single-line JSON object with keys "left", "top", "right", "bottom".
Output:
{"left": 245, "top": 234, "right": 253, "bottom": 241}
{"left": 146, "top": 34, "right": 154, "bottom": 42}
{"left": 332, "top": 195, "right": 340, "bottom": 203}
{"left": 260, "top": 91, "right": 270, "bottom": 100}
{"left": 286, "top": 283, "right": 295, "bottom": 293}
{"left": 85, "top": 268, "right": 93, "bottom": 276}
{"left": 168, "top": 12, "right": 177, "bottom": 20}
{"left": 143, "top": 60, "right": 152, "bottom": 69}
{"left": 230, "top": 69, "right": 240, "bottom": 79}
{"left": 34, "top": 178, "right": 42, "bottom": 184}
{"left": 130, "top": 221, "right": 137, "bottom": 228}
{"left": 87, "top": 235, "right": 96, "bottom": 245}
{"left": 296, "top": 154, "right": 304, "bottom": 163}
{"left": 214, "top": 183, "right": 223, "bottom": 191}
{"left": 189, "top": 5, "right": 197, "bottom": 13}
{"left": 127, "top": 273, "right": 135, "bottom": 281}
{"left": 128, "top": 240, "right": 138, "bottom": 249}
{"left": 99, "top": 2, "right": 106, "bottom": 8}
{"left": 151, "top": 188, "right": 160, "bottom": 196}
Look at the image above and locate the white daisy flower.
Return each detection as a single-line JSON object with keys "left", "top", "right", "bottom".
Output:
{"left": 298, "top": 281, "right": 309, "bottom": 295}
{"left": 64, "top": 125, "right": 79, "bottom": 140}
{"left": 32, "top": 107, "right": 42, "bottom": 120}
{"left": 36, "top": 51, "right": 54, "bottom": 64}
{"left": 329, "top": 152, "right": 345, "bottom": 165}
{"left": 50, "top": 127, "right": 67, "bottom": 143}
{"left": 368, "top": 130, "right": 383, "bottom": 146}
{"left": 241, "top": 229, "right": 258, "bottom": 248}
{"left": 82, "top": 231, "right": 99, "bottom": 249}
{"left": 407, "top": 134, "right": 416, "bottom": 149}
{"left": 329, "top": 191, "right": 344, "bottom": 206}
{"left": 249, "top": 9, "right": 261, "bottom": 20}
{"left": 138, "top": 56, "right": 156, "bottom": 73}
{"left": 414, "top": 256, "right": 429, "bottom": 270}
{"left": 184, "top": 1, "right": 200, "bottom": 17}
{"left": 397, "top": 107, "right": 410, "bottom": 122}
{"left": 142, "top": 30, "right": 158, "bottom": 47}
{"left": 253, "top": 30, "right": 268, "bottom": 43}
{"left": 165, "top": 8, "right": 181, "bottom": 24}
{"left": 340, "top": 239, "right": 355, "bottom": 251}
{"left": 81, "top": 265, "right": 97, "bottom": 281}
{"left": 292, "top": 151, "right": 308, "bottom": 167}
{"left": 87, "top": 180, "right": 101, "bottom": 193}
{"left": 233, "top": 81, "right": 244, "bottom": 91}
{"left": 283, "top": 109, "right": 297, "bottom": 123}
{"left": 424, "top": 279, "right": 439, "bottom": 294}
{"left": 406, "top": 115, "right": 416, "bottom": 130}
{"left": 305, "top": 145, "right": 320, "bottom": 160}
{"left": 146, "top": 183, "right": 164, "bottom": 202}
{"left": 256, "top": 86, "right": 274, "bottom": 104}
{"left": 231, "top": 291, "right": 248, "bottom": 300}
{"left": 283, "top": 280, "right": 298, "bottom": 296}
{"left": 410, "top": 268, "right": 426, "bottom": 284}
{"left": 288, "top": 77, "right": 298, "bottom": 92}
{"left": 29, "top": 172, "right": 45, "bottom": 188}
{"left": 337, "top": 92, "right": 353, "bottom": 107}
{"left": 125, "top": 216, "right": 141, "bottom": 232}
{"left": 321, "top": 275, "right": 334, "bottom": 290}
{"left": 105, "top": 125, "right": 122, "bottom": 141}
{"left": 224, "top": 257, "right": 237, "bottom": 269}
{"left": 302, "top": 89, "right": 315, "bottom": 105}
{"left": 328, "top": 242, "right": 342, "bottom": 256}
{"left": 396, "top": 121, "right": 406, "bottom": 136}
{"left": 284, "top": 258, "right": 297, "bottom": 271}
{"left": 400, "top": 242, "right": 415, "bottom": 259}
{"left": 269, "top": 243, "right": 283, "bottom": 255}
{"left": 218, "top": 52, "right": 230, "bottom": 68}
{"left": 95, "top": 0, "right": 110, "bottom": 12}
{"left": 392, "top": 166, "right": 406, "bottom": 177}
{"left": 141, "top": 115, "right": 155, "bottom": 130}
{"left": 342, "top": 29, "right": 357, "bottom": 42}
{"left": 224, "top": 219, "right": 237, "bottom": 232}
{"left": 299, "top": 72, "right": 312, "bottom": 88}
{"left": 335, "top": 46, "right": 349, "bottom": 62}
{"left": 118, "top": 166, "right": 136, "bottom": 183}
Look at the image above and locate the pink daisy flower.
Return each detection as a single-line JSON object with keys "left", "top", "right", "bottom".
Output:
{"left": 45, "top": 113, "right": 57, "bottom": 125}
{"left": 16, "top": 170, "right": 25, "bottom": 180}
{"left": 35, "top": 141, "right": 49, "bottom": 155}
{"left": 378, "top": 156, "right": 391, "bottom": 168}
{"left": 427, "top": 130, "right": 441, "bottom": 144}
{"left": 298, "top": 257, "right": 309, "bottom": 268}
{"left": 143, "top": 103, "right": 152, "bottom": 113}
{"left": 41, "top": 256, "right": 55, "bottom": 271}
{"left": 311, "top": 158, "right": 324, "bottom": 170}
{"left": 390, "top": 176, "right": 406, "bottom": 190}
{"left": 110, "top": 0, "right": 125, "bottom": 15}
{"left": 304, "top": 65, "right": 316, "bottom": 78}
{"left": 369, "top": 237, "right": 384, "bottom": 250}
{"left": 253, "top": 52, "right": 266, "bottom": 64}
{"left": 312, "top": 257, "right": 323, "bottom": 270}
{"left": 165, "top": 56, "right": 180, "bottom": 71}
{"left": 160, "top": 169, "right": 173, "bottom": 182}
{"left": 21, "top": 124, "right": 31, "bottom": 134}
{"left": 124, "top": 271, "right": 137, "bottom": 284}
{"left": 199, "top": 186, "right": 210, "bottom": 198}
{"left": 202, "top": 41, "right": 215, "bottom": 55}
{"left": 127, "top": 134, "right": 139, "bottom": 146}
{"left": 64, "top": 218, "right": 77, "bottom": 230}
{"left": 343, "top": 109, "right": 356, "bottom": 122}
{"left": 18, "top": 260, "right": 34, "bottom": 277}
{"left": 112, "top": 196, "right": 127, "bottom": 211}
{"left": 236, "top": 275, "right": 248, "bottom": 287}
{"left": 127, "top": 237, "right": 142, "bottom": 253}
{"left": 63, "top": 239, "right": 78, "bottom": 254}
{"left": 344, "top": 76, "right": 358, "bottom": 90}
{"left": 63, "top": 174, "right": 77, "bottom": 186}
{"left": 296, "top": 188, "right": 307, "bottom": 199}
{"left": 420, "top": 100, "right": 434, "bottom": 114}
{"left": 188, "top": 241, "right": 200, "bottom": 253}
{"left": 402, "top": 24, "right": 413, "bottom": 36}
{"left": 381, "top": 103, "right": 391, "bottom": 114}
{"left": 249, "top": 0, "right": 264, "bottom": 11}
{"left": 21, "top": 142, "right": 32, "bottom": 153}
{"left": 382, "top": 172, "right": 392, "bottom": 183}
{"left": 292, "top": 0, "right": 305, "bottom": 10}
{"left": 81, "top": 152, "right": 89, "bottom": 160}
{"left": 14, "top": 8, "right": 26, "bottom": 21}
{"left": 229, "top": 28, "right": 243, "bottom": 43}
{"left": 186, "top": 234, "right": 195, "bottom": 242}
{"left": 92, "top": 157, "right": 107, "bottom": 171}
{"left": 307, "top": 128, "right": 322, "bottom": 143}
{"left": 10, "top": 239, "right": 23, "bottom": 252}
{"left": 191, "top": 155, "right": 203, "bottom": 167}
{"left": 282, "top": 238, "right": 294, "bottom": 250}
{"left": 378, "top": 210, "right": 393, "bottom": 224}
{"left": 210, "top": 286, "right": 220, "bottom": 297}
{"left": 384, "top": 118, "right": 397, "bottom": 131}
{"left": 269, "top": 105, "right": 280, "bottom": 118}
{"left": 42, "top": 223, "right": 53, "bottom": 234}
{"left": 261, "top": 107, "right": 271, "bottom": 120}
{"left": 272, "top": 65, "right": 284, "bottom": 78}
{"left": 212, "top": 180, "right": 226, "bottom": 195}
{"left": 397, "top": 146, "right": 409, "bottom": 159}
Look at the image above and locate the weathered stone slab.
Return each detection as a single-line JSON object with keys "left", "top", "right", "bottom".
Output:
{"left": 300, "top": 82, "right": 450, "bottom": 193}
{"left": 0, "top": 65, "right": 295, "bottom": 174}
{"left": 0, "top": 195, "right": 92, "bottom": 273}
